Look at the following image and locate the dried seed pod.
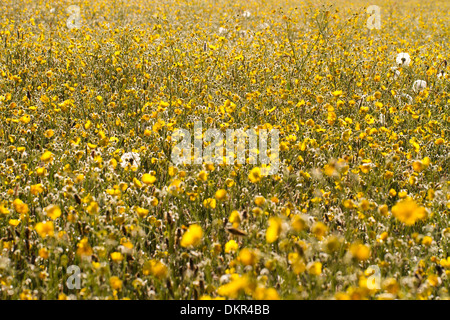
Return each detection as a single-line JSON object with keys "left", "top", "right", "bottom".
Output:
{"left": 225, "top": 226, "right": 247, "bottom": 237}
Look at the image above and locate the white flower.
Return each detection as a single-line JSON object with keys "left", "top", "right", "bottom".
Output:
{"left": 120, "top": 152, "right": 141, "bottom": 168}
{"left": 0, "top": 257, "right": 10, "bottom": 269}
{"left": 238, "top": 30, "right": 253, "bottom": 42}
{"left": 258, "top": 23, "right": 270, "bottom": 30}
{"left": 412, "top": 80, "right": 427, "bottom": 93}
{"left": 437, "top": 71, "right": 446, "bottom": 79}
{"left": 390, "top": 67, "right": 400, "bottom": 79}
{"left": 220, "top": 274, "right": 231, "bottom": 284}
{"left": 395, "top": 93, "right": 413, "bottom": 104}
{"left": 396, "top": 52, "right": 411, "bottom": 67}
{"left": 218, "top": 27, "right": 228, "bottom": 35}
{"left": 50, "top": 8, "right": 55, "bottom": 14}
{"left": 242, "top": 10, "right": 251, "bottom": 18}
{"left": 238, "top": 30, "right": 248, "bottom": 37}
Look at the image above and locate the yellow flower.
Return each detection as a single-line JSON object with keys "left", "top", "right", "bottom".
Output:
{"left": 168, "top": 179, "right": 183, "bottom": 195}
{"left": 86, "top": 201, "right": 99, "bottom": 214}
{"left": 398, "top": 190, "right": 408, "bottom": 198}
{"left": 291, "top": 215, "right": 307, "bottom": 232}
{"left": 378, "top": 204, "right": 389, "bottom": 217}
{"left": 439, "top": 257, "right": 450, "bottom": 269}
{"left": 324, "top": 163, "right": 337, "bottom": 177}
{"left": 143, "top": 260, "right": 168, "bottom": 279}
{"left": 180, "top": 224, "right": 203, "bottom": 248}
{"left": 332, "top": 90, "right": 343, "bottom": 97}
{"left": 254, "top": 196, "right": 266, "bottom": 206}
{"left": 36, "top": 167, "right": 47, "bottom": 176}
{"left": 197, "top": 170, "right": 208, "bottom": 181}
{"left": 389, "top": 189, "right": 397, "bottom": 197}
{"left": 343, "top": 199, "right": 356, "bottom": 209}
{"left": 335, "top": 292, "right": 351, "bottom": 300}
{"left": 0, "top": 204, "right": 10, "bottom": 215}
{"left": 215, "top": 189, "right": 227, "bottom": 201}
{"left": 288, "top": 252, "right": 306, "bottom": 274}
{"left": 307, "top": 262, "right": 322, "bottom": 275}
{"left": 44, "top": 204, "right": 61, "bottom": 220}
{"left": 110, "top": 252, "right": 124, "bottom": 262}
{"left": 266, "top": 217, "right": 282, "bottom": 243}
{"left": 239, "top": 248, "right": 258, "bottom": 266}
{"left": 168, "top": 166, "right": 178, "bottom": 176}
{"left": 413, "top": 157, "right": 431, "bottom": 172}
{"left": 9, "top": 219, "right": 20, "bottom": 227}
{"left": 40, "top": 151, "right": 54, "bottom": 163}
{"left": 324, "top": 236, "right": 342, "bottom": 253}
{"left": 199, "top": 295, "right": 226, "bottom": 300}
{"left": 350, "top": 243, "right": 371, "bottom": 261}
{"left": 30, "top": 183, "right": 44, "bottom": 196}
{"left": 19, "top": 289, "right": 34, "bottom": 300}
{"left": 225, "top": 240, "right": 239, "bottom": 253}
{"left": 253, "top": 287, "right": 280, "bottom": 300}
{"left": 427, "top": 274, "right": 441, "bottom": 287}
{"left": 359, "top": 199, "right": 371, "bottom": 211}
{"left": 391, "top": 199, "right": 427, "bottom": 226}
{"left": 135, "top": 206, "right": 149, "bottom": 218}
{"left": 142, "top": 173, "right": 157, "bottom": 185}
{"left": 422, "top": 236, "right": 433, "bottom": 246}
{"left": 248, "top": 167, "right": 262, "bottom": 183}
{"left": 229, "top": 210, "right": 241, "bottom": 228}
{"left": 312, "top": 221, "right": 327, "bottom": 240}
{"left": 412, "top": 161, "right": 424, "bottom": 172}
{"left": 150, "top": 197, "right": 158, "bottom": 206}
{"left": 58, "top": 293, "right": 67, "bottom": 300}
{"left": 35, "top": 221, "right": 54, "bottom": 238}
{"left": 252, "top": 207, "right": 263, "bottom": 216}
{"left": 133, "top": 177, "right": 142, "bottom": 188}
{"left": 19, "top": 115, "right": 31, "bottom": 124}
{"left": 39, "top": 248, "right": 49, "bottom": 259}
{"left": 13, "top": 199, "right": 29, "bottom": 214}
{"left": 217, "top": 275, "right": 249, "bottom": 299}
{"left": 384, "top": 170, "right": 394, "bottom": 179}
{"left": 359, "top": 163, "right": 371, "bottom": 174}
{"left": 110, "top": 276, "right": 123, "bottom": 290}
{"left": 225, "top": 178, "right": 234, "bottom": 187}
{"left": 76, "top": 238, "right": 93, "bottom": 257}
{"left": 44, "top": 129, "right": 54, "bottom": 138}
{"left": 203, "top": 198, "right": 216, "bottom": 209}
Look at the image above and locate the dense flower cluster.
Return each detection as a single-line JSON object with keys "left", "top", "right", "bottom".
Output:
{"left": 0, "top": 0, "right": 449, "bottom": 300}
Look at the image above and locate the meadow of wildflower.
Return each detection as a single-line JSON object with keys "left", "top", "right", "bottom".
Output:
{"left": 0, "top": 0, "right": 449, "bottom": 300}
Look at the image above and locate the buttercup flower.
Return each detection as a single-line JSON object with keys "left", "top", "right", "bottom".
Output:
{"left": 180, "top": 224, "right": 203, "bottom": 248}
{"left": 392, "top": 199, "right": 427, "bottom": 225}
